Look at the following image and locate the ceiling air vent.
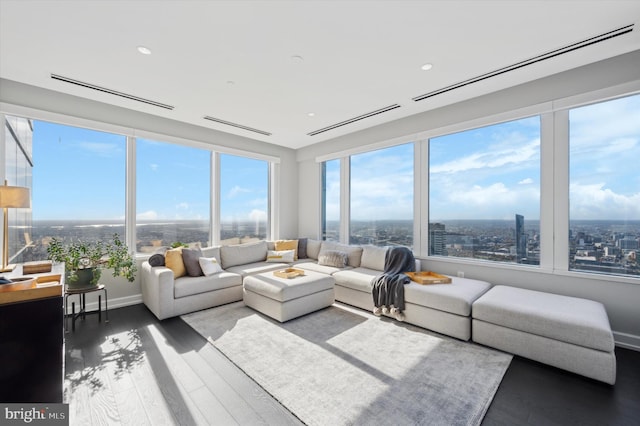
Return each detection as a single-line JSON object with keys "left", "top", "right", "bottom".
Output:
{"left": 413, "top": 24, "right": 634, "bottom": 102}
{"left": 203, "top": 116, "right": 272, "bottom": 136}
{"left": 50, "top": 74, "right": 175, "bottom": 110}
{"left": 307, "top": 104, "right": 401, "bottom": 136}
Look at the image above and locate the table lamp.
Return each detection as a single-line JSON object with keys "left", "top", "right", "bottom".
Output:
{"left": 0, "top": 180, "right": 31, "bottom": 272}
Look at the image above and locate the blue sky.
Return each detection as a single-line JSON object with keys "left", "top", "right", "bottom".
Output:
{"left": 32, "top": 93, "right": 639, "bottom": 222}
{"left": 32, "top": 122, "right": 267, "bottom": 222}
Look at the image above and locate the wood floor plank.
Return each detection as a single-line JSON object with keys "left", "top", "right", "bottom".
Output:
{"left": 189, "top": 385, "right": 239, "bottom": 426}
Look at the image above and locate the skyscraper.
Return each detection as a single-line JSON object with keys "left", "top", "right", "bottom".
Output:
{"left": 516, "top": 214, "right": 527, "bottom": 262}
{"left": 429, "top": 222, "right": 446, "bottom": 256}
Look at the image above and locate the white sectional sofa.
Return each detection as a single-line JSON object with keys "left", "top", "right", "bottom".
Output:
{"left": 140, "top": 238, "right": 617, "bottom": 384}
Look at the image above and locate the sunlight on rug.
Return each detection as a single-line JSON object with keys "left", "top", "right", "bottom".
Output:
{"left": 182, "top": 302, "right": 512, "bottom": 426}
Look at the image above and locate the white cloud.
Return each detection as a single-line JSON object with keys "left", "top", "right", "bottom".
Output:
{"left": 570, "top": 182, "right": 640, "bottom": 220}
{"left": 228, "top": 185, "right": 251, "bottom": 198}
{"left": 249, "top": 209, "right": 267, "bottom": 222}
{"left": 150, "top": 163, "right": 159, "bottom": 171}
{"left": 137, "top": 210, "right": 158, "bottom": 220}
{"left": 176, "top": 202, "right": 189, "bottom": 210}
{"left": 518, "top": 178, "right": 533, "bottom": 185}
{"left": 77, "top": 141, "right": 121, "bottom": 157}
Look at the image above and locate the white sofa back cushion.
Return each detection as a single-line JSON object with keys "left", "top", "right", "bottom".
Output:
{"left": 360, "top": 245, "right": 388, "bottom": 271}
{"left": 319, "top": 241, "right": 363, "bottom": 267}
{"left": 220, "top": 240, "right": 268, "bottom": 269}
{"left": 306, "top": 239, "right": 322, "bottom": 260}
{"left": 201, "top": 246, "right": 221, "bottom": 261}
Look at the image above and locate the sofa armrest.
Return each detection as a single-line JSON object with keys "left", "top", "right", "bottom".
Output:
{"left": 141, "top": 261, "right": 176, "bottom": 320}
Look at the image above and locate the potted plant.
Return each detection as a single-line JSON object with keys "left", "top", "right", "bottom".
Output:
{"left": 46, "top": 233, "right": 137, "bottom": 289}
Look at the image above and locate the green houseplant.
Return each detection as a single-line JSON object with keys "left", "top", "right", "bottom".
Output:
{"left": 46, "top": 234, "right": 137, "bottom": 289}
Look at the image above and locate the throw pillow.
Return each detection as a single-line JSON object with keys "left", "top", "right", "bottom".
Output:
{"left": 182, "top": 247, "right": 204, "bottom": 277}
{"left": 297, "top": 238, "right": 308, "bottom": 259}
{"left": 266, "top": 249, "right": 295, "bottom": 263}
{"left": 165, "top": 248, "right": 186, "bottom": 278}
{"left": 199, "top": 256, "right": 223, "bottom": 276}
{"left": 317, "top": 250, "right": 348, "bottom": 268}
{"left": 148, "top": 253, "right": 165, "bottom": 267}
{"left": 274, "top": 239, "right": 299, "bottom": 260}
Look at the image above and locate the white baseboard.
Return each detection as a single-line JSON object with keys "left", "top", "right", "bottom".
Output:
{"left": 614, "top": 331, "right": 640, "bottom": 352}
{"left": 65, "top": 294, "right": 142, "bottom": 315}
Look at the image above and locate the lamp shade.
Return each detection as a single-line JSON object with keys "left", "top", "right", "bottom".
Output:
{"left": 0, "top": 185, "right": 31, "bottom": 208}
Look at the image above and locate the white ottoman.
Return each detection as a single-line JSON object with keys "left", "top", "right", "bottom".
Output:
{"left": 472, "top": 285, "right": 616, "bottom": 384}
{"left": 243, "top": 270, "right": 335, "bottom": 322}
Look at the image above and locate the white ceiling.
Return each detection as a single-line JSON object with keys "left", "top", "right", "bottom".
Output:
{"left": 1, "top": 0, "right": 640, "bottom": 149}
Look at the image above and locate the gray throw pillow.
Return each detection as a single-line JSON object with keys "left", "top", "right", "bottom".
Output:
{"left": 148, "top": 253, "right": 165, "bottom": 267}
{"left": 182, "top": 247, "right": 204, "bottom": 277}
{"left": 317, "top": 250, "right": 348, "bottom": 268}
{"left": 298, "top": 238, "right": 308, "bottom": 259}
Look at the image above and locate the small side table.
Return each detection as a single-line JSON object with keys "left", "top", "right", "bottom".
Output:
{"left": 64, "top": 284, "right": 108, "bottom": 332}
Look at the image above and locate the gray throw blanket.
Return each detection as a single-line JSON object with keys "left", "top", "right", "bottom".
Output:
{"left": 371, "top": 246, "right": 415, "bottom": 312}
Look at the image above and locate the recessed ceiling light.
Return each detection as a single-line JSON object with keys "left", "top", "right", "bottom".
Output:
{"left": 137, "top": 46, "right": 152, "bottom": 55}
{"left": 421, "top": 63, "right": 433, "bottom": 71}
{"left": 291, "top": 55, "right": 304, "bottom": 61}
{"left": 227, "top": 80, "right": 235, "bottom": 85}
{"left": 307, "top": 112, "right": 315, "bottom": 117}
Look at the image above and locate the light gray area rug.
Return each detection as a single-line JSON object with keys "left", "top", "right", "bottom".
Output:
{"left": 182, "top": 302, "right": 512, "bottom": 426}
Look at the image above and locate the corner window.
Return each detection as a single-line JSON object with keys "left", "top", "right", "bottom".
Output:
{"left": 321, "top": 159, "right": 340, "bottom": 242}
{"left": 429, "top": 117, "right": 541, "bottom": 265}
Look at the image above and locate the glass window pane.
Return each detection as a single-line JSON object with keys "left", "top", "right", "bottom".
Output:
{"left": 219, "top": 154, "right": 268, "bottom": 245}
{"left": 136, "top": 139, "right": 211, "bottom": 252}
{"left": 322, "top": 159, "right": 340, "bottom": 242}
{"left": 350, "top": 144, "right": 414, "bottom": 247}
{"left": 27, "top": 121, "right": 126, "bottom": 261}
{"left": 569, "top": 94, "right": 640, "bottom": 277}
{"left": 429, "top": 117, "right": 541, "bottom": 265}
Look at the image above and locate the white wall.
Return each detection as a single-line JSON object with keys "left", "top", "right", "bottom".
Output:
{"left": 297, "top": 50, "right": 640, "bottom": 349}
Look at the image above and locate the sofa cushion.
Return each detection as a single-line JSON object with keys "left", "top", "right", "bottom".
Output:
{"left": 318, "top": 250, "right": 348, "bottom": 268}
{"left": 274, "top": 239, "right": 299, "bottom": 260}
{"left": 220, "top": 240, "right": 267, "bottom": 269}
{"left": 201, "top": 246, "right": 221, "bottom": 261}
{"left": 224, "top": 261, "right": 288, "bottom": 277}
{"left": 295, "top": 260, "right": 353, "bottom": 275}
{"left": 199, "top": 256, "right": 223, "bottom": 276}
{"left": 306, "top": 239, "right": 322, "bottom": 260}
{"left": 174, "top": 272, "right": 242, "bottom": 298}
{"left": 404, "top": 276, "right": 491, "bottom": 316}
{"left": 165, "top": 248, "right": 186, "bottom": 278}
{"left": 472, "top": 285, "right": 614, "bottom": 352}
{"left": 360, "top": 246, "right": 388, "bottom": 271}
{"left": 266, "top": 249, "right": 295, "bottom": 263}
{"left": 182, "top": 247, "right": 204, "bottom": 277}
{"left": 333, "top": 267, "right": 380, "bottom": 292}
{"left": 320, "top": 242, "right": 363, "bottom": 267}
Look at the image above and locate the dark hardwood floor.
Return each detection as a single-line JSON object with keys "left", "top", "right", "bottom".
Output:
{"left": 64, "top": 303, "right": 640, "bottom": 426}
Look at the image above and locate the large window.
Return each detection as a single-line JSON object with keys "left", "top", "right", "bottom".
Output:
{"left": 321, "top": 159, "right": 340, "bottom": 242}
{"left": 26, "top": 120, "right": 126, "bottom": 261}
{"left": 219, "top": 154, "right": 269, "bottom": 245}
{"left": 350, "top": 143, "right": 414, "bottom": 247}
{"left": 136, "top": 139, "right": 211, "bottom": 252}
{"left": 429, "top": 117, "right": 541, "bottom": 265}
{"left": 569, "top": 94, "right": 640, "bottom": 277}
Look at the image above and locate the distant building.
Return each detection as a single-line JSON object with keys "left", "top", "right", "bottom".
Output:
{"left": 429, "top": 223, "right": 446, "bottom": 255}
{"left": 515, "top": 214, "right": 527, "bottom": 263}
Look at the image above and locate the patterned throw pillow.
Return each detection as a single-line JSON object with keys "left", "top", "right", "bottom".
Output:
{"left": 198, "top": 257, "right": 223, "bottom": 276}
{"left": 317, "top": 250, "right": 348, "bottom": 268}
{"left": 266, "top": 249, "right": 295, "bottom": 263}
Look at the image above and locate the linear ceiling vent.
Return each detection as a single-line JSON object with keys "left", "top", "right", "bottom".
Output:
{"left": 307, "top": 104, "right": 401, "bottom": 136}
{"left": 413, "top": 23, "right": 634, "bottom": 102}
{"left": 203, "top": 116, "right": 272, "bottom": 136}
{"left": 50, "top": 74, "right": 175, "bottom": 110}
